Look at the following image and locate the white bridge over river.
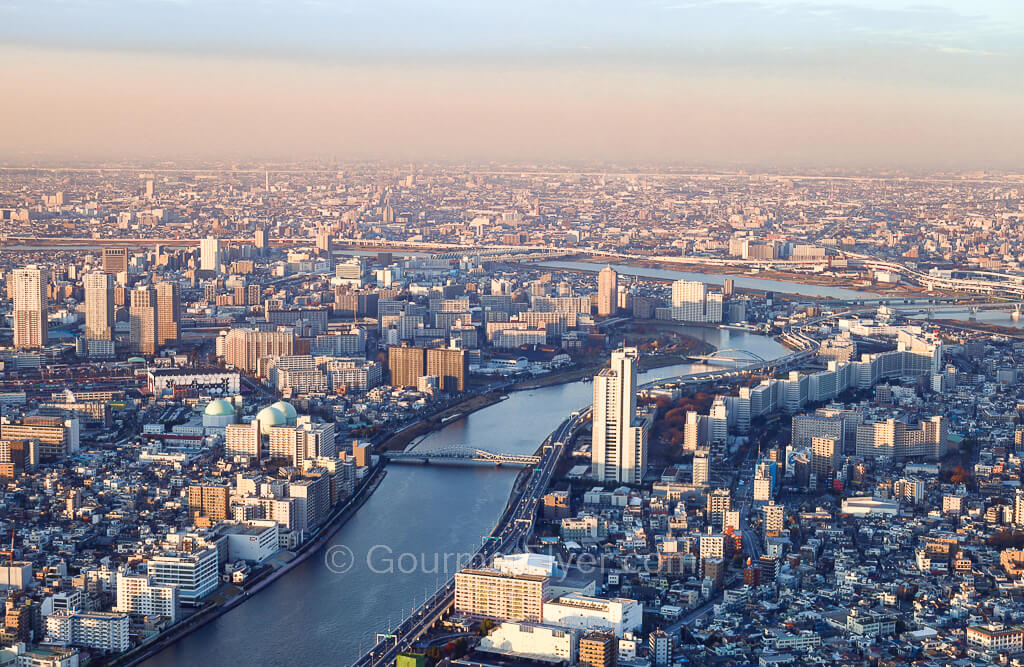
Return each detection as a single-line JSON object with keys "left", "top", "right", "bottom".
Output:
{"left": 386, "top": 446, "right": 541, "bottom": 467}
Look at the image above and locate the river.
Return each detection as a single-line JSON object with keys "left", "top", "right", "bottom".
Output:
{"left": 535, "top": 259, "right": 882, "bottom": 300}
{"left": 144, "top": 327, "right": 787, "bottom": 666}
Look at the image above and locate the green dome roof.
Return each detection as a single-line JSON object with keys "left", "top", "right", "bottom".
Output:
{"left": 271, "top": 400, "right": 297, "bottom": 425}
{"left": 127, "top": 357, "right": 146, "bottom": 364}
{"left": 256, "top": 406, "right": 287, "bottom": 435}
{"left": 204, "top": 399, "right": 236, "bottom": 417}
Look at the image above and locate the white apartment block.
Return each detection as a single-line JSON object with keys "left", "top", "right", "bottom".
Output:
{"left": 45, "top": 610, "right": 129, "bottom": 653}
{"left": 115, "top": 571, "right": 179, "bottom": 622}
{"left": 454, "top": 568, "right": 548, "bottom": 622}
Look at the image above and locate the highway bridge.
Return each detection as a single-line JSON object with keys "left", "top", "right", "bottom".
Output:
{"left": 386, "top": 446, "right": 541, "bottom": 467}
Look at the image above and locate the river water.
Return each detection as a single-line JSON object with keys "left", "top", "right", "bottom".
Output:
{"left": 536, "top": 259, "right": 881, "bottom": 300}
{"left": 144, "top": 328, "right": 787, "bottom": 666}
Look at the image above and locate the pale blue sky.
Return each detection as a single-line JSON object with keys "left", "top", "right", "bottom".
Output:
{"left": 1, "top": 0, "right": 1022, "bottom": 166}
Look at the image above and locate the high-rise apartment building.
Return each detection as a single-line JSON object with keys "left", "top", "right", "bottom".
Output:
{"left": 855, "top": 416, "right": 946, "bottom": 459}
{"left": 811, "top": 436, "right": 840, "bottom": 481}
{"left": 670, "top": 280, "right": 723, "bottom": 323}
{"left": 388, "top": 345, "right": 427, "bottom": 388}
{"left": 706, "top": 488, "right": 731, "bottom": 527}
{"left": 692, "top": 450, "right": 710, "bottom": 485}
{"left": 83, "top": 271, "right": 114, "bottom": 341}
{"left": 155, "top": 281, "right": 181, "bottom": 347}
{"left": 12, "top": 265, "right": 48, "bottom": 349}
{"left": 596, "top": 266, "right": 618, "bottom": 317}
{"left": 426, "top": 347, "right": 467, "bottom": 391}
{"left": 225, "top": 421, "right": 261, "bottom": 460}
{"left": 454, "top": 568, "right": 548, "bottom": 622}
{"left": 592, "top": 348, "right": 649, "bottom": 484}
{"left": 130, "top": 286, "right": 158, "bottom": 355}
{"left": 222, "top": 328, "right": 295, "bottom": 374}
{"left": 763, "top": 501, "right": 785, "bottom": 539}
{"left": 578, "top": 632, "right": 617, "bottom": 667}
{"left": 102, "top": 247, "right": 128, "bottom": 274}
{"left": 187, "top": 485, "right": 230, "bottom": 523}
{"left": 200, "top": 237, "right": 221, "bottom": 272}
{"left": 115, "top": 571, "right": 179, "bottom": 623}
{"left": 254, "top": 227, "right": 268, "bottom": 254}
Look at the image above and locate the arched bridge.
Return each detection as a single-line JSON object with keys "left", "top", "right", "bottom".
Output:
{"left": 387, "top": 445, "right": 541, "bottom": 467}
{"left": 689, "top": 348, "right": 767, "bottom": 365}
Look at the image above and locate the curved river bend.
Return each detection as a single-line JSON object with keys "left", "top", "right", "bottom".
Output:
{"left": 145, "top": 328, "right": 786, "bottom": 666}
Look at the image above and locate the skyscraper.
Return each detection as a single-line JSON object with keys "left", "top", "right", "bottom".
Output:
{"left": 254, "top": 228, "right": 268, "bottom": 254}
{"left": 591, "top": 347, "right": 649, "bottom": 484}
{"left": 130, "top": 286, "right": 158, "bottom": 355}
{"left": 102, "top": 247, "right": 128, "bottom": 274}
{"left": 596, "top": 266, "right": 617, "bottom": 317}
{"left": 200, "top": 237, "right": 221, "bottom": 272}
{"left": 83, "top": 271, "right": 114, "bottom": 341}
{"left": 12, "top": 265, "right": 49, "bottom": 349}
{"left": 155, "top": 281, "right": 181, "bottom": 347}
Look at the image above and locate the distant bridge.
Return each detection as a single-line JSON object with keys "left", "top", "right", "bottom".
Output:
{"left": 386, "top": 446, "right": 541, "bottom": 467}
{"left": 689, "top": 348, "right": 768, "bottom": 365}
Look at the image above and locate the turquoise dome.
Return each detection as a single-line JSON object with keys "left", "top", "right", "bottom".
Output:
{"left": 204, "top": 399, "right": 235, "bottom": 417}
{"left": 256, "top": 406, "right": 287, "bottom": 435}
{"left": 271, "top": 400, "right": 297, "bottom": 425}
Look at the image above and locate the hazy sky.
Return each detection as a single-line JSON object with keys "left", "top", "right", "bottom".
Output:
{"left": 1, "top": 0, "right": 1022, "bottom": 167}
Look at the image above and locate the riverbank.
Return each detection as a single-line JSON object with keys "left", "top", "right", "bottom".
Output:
{"left": 538, "top": 255, "right": 898, "bottom": 296}
{"left": 377, "top": 392, "right": 507, "bottom": 452}
{"left": 119, "top": 464, "right": 388, "bottom": 667}
{"left": 524, "top": 258, "right": 904, "bottom": 301}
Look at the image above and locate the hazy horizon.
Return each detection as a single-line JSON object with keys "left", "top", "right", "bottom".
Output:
{"left": 2, "top": 0, "right": 1023, "bottom": 168}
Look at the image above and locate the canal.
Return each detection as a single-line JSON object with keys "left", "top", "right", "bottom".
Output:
{"left": 144, "top": 327, "right": 787, "bottom": 666}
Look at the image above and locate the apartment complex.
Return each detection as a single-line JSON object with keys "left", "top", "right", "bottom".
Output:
{"left": 454, "top": 568, "right": 548, "bottom": 622}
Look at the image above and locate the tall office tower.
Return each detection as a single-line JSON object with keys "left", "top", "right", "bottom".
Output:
{"left": 102, "top": 247, "right": 128, "bottom": 274}
{"left": 129, "top": 286, "right": 158, "bottom": 355}
{"left": 83, "top": 271, "right": 114, "bottom": 341}
{"left": 144, "top": 179, "right": 155, "bottom": 199}
{"left": 596, "top": 266, "right": 618, "bottom": 317}
{"left": 426, "top": 347, "right": 467, "bottom": 392}
{"left": 12, "top": 265, "right": 49, "bottom": 349}
{"left": 592, "top": 347, "right": 648, "bottom": 484}
{"left": 200, "top": 237, "right": 221, "bottom": 272}
{"left": 388, "top": 345, "right": 426, "bottom": 388}
{"left": 254, "top": 227, "right": 268, "bottom": 254}
{"left": 811, "top": 436, "right": 840, "bottom": 482}
{"left": 155, "top": 281, "right": 181, "bottom": 347}
{"left": 723, "top": 278, "right": 735, "bottom": 297}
